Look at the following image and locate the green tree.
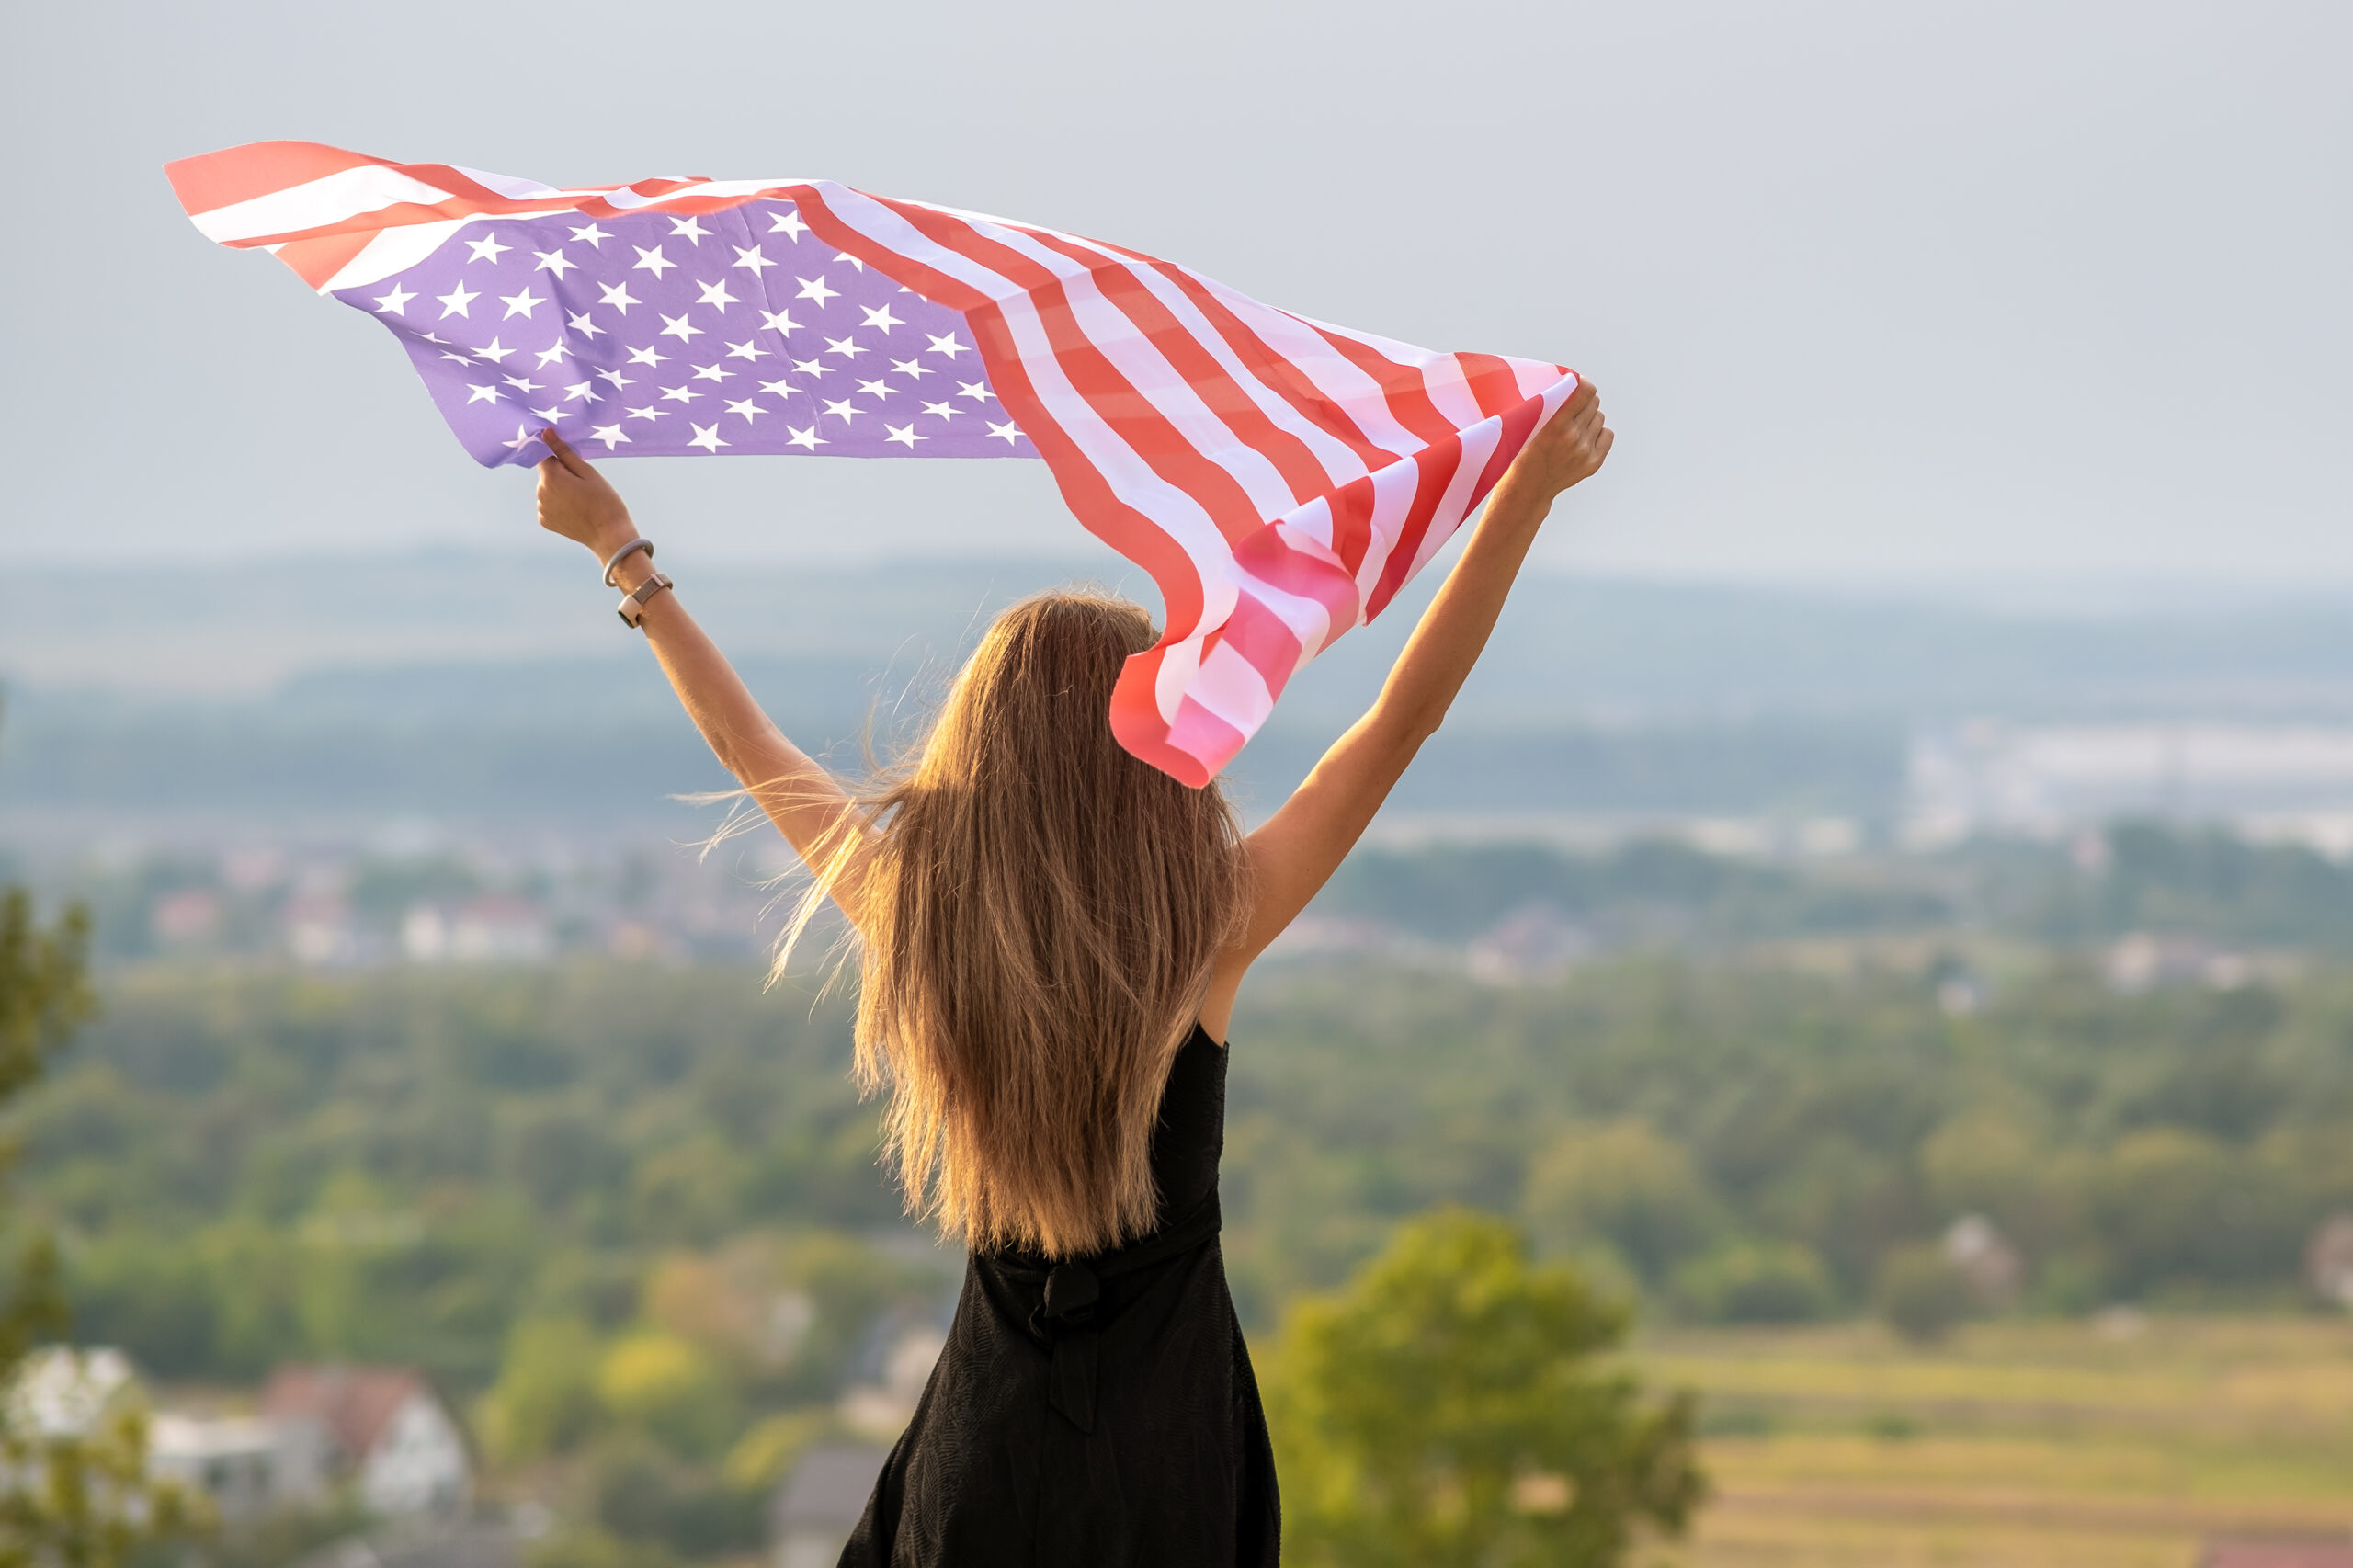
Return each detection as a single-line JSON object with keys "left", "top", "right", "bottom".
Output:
{"left": 0, "top": 877, "right": 198, "bottom": 1565}
{"left": 1523, "top": 1119, "right": 1722, "bottom": 1283}
{"left": 597, "top": 1333, "right": 739, "bottom": 1460}
{"left": 1264, "top": 1210, "right": 1703, "bottom": 1568}
{"left": 1668, "top": 1241, "right": 1836, "bottom": 1324}
{"left": 1871, "top": 1244, "right": 1971, "bottom": 1344}
{"left": 477, "top": 1318, "right": 606, "bottom": 1462}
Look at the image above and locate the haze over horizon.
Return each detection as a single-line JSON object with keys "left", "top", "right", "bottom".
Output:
{"left": 7, "top": 0, "right": 2346, "bottom": 591}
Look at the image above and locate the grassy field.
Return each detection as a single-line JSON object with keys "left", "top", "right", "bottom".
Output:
{"left": 1633, "top": 1315, "right": 2353, "bottom": 1568}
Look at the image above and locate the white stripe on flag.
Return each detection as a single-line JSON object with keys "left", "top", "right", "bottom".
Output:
{"left": 973, "top": 224, "right": 1303, "bottom": 524}
{"left": 191, "top": 164, "right": 462, "bottom": 244}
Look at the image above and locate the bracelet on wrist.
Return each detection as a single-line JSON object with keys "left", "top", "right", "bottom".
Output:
{"left": 617, "top": 571, "right": 674, "bottom": 629}
{"left": 602, "top": 536, "right": 654, "bottom": 587}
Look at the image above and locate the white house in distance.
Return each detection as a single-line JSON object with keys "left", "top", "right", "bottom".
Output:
{"left": 149, "top": 1412, "right": 328, "bottom": 1523}
{"left": 263, "top": 1366, "right": 471, "bottom": 1518}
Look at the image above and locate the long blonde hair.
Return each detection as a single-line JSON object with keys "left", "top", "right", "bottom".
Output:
{"left": 788, "top": 591, "right": 1250, "bottom": 1258}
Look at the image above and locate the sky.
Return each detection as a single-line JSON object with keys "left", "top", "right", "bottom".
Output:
{"left": 6, "top": 0, "right": 2347, "bottom": 589}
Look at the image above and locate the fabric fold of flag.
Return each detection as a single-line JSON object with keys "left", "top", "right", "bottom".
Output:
{"left": 166, "top": 141, "right": 1580, "bottom": 787}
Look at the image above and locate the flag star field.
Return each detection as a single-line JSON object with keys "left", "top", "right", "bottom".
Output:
{"left": 350, "top": 200, "right": 1029, "bottom": 468}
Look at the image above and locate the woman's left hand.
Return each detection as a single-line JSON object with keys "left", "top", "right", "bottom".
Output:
{"left": 534, "top": 428, "right": 640, "bottom": 560}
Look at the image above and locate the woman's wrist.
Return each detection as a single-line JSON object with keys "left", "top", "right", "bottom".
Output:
{"left": 1478, "top": 470, "right": 1557, "bottom": 543}
{"left": 609, "top": 549, "right": 663, "bottom": 594}
{"left": 584, "top": 521, "right": 639, "bottom": 563}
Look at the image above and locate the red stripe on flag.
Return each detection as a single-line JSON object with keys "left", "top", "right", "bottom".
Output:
{"left": 865, "top": 200, "right": 1269, "bottom": 549}
{"left": 1016, "top": 232, "right": 1334, "bottom": 511}
{"left": 783, "top": 197, "right": 1202, "bottom": 632}
{"left": 229, "top": 196, "right": 590, "bottom": 252}
{"left": 1466, "top": 391, "right": 1552, "bottom": 512}
{"left": 786, "top": 189, "right": 996, "bottom": 316}
{"left": 1456, "top": 352, "right": 1525, "bottom": 422}
{"left": 1140, "top": 265, "right": 1395, "bottom": 473}
{"left": 1161, "top": 696, "right": 1249, "bottom": 789}
{"left": 1366, "top": 439, "right": 1473, "bottom": 619}
{"left": 1234, "top": 525, "right": 1362, "bottom": 634}
{"left": 1108, "top": 656, "right": 1219, "bottom": 789}
{"left": 1310, "top": 325, "right": 1459, "bottom": 449}
{"left": 1215, "top": 591, "right": 1307, "bottom": 699}
{"left": 164, "top": 141, "right": 390, "bottom": 217}
{"left": 952, "top": 299, "right": 1209, "bottom": 645}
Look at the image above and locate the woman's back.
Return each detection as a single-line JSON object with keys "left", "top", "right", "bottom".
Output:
{"left": 844, "top": 1023, "right": 1279, "bottom": 1567}
{"left": 526, "top": 376, "right": 1613, "bottom": 1567}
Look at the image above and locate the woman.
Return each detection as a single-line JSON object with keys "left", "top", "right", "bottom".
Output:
{"left": 531, "top": 378, "right": 1611, "bottom": 1566}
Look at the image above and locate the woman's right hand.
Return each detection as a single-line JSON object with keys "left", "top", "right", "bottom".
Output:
{"left": 534, "top": 428, "right": 641, "bottom": 562}
{"left": 1502, "top": 378, "right": 1613, "bottom": 506}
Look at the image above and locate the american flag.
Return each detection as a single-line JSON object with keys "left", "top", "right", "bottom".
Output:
{"left": 167, "top": 142, "right": 1580, "bottom": 786}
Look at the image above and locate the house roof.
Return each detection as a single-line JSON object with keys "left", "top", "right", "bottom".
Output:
{"left": 773, "top": 1444, "right": 891, "bottom": 1528}
{"left": 262, "top": 1366, "right": 431, "bottom": 1460}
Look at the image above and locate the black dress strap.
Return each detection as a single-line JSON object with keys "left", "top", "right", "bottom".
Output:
{"left": 996, "top": 1191, "right": 1223, "bottom": 1433}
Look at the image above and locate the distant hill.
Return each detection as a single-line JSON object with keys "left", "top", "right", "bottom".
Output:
{"left": 17, "top": 553, "right": 2353, "bottom": 721}
{"left": 9, "top": 555, "right": 2353, "bottom": 837}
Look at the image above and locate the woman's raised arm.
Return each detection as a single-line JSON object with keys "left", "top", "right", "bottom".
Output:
{"left": 1198, "top": 381, "right": 1613, "bottom": 1038}
{"left": 533, "top": 429, "right": 870, "bottom": 927}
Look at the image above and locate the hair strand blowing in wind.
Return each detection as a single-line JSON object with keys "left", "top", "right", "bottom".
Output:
{"left": 782, "top": 592, "right": 1251, "bottom": 1259}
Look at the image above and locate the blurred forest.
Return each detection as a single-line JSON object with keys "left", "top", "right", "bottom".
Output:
{"left": 3, "top": 936, "right": 2349, "bottom": 1546}
{"left": 22, "top": 948, "right": 2353, "bottom": 1385}
{"left": 8, "top": 821, "right": 2353, "bottom": 1562}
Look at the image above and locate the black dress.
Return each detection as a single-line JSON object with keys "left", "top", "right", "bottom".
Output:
{"left": 841, "top": 1023, "right": 1280, "bottom": 1566}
